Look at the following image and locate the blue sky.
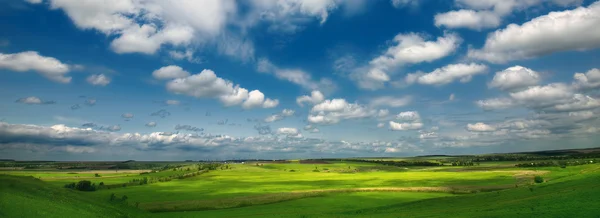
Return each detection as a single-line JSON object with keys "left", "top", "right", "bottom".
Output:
{"left": 1, "top": 0, "right": 600, "bottom": 160}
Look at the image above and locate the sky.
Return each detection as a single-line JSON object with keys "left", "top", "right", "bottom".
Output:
{"left": 1, "top": 0, "right": 599, "bottom": 161}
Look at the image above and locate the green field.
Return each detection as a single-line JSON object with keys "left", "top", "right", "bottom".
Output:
{"left": 2, "top": 157, "right": 599, "bottom": 217}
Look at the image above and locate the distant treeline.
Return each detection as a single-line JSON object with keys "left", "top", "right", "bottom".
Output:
{"left": 515, "top": 159, "right": 597, "bottom": 168}
{"left": 313, "top": 159, "right": 443, "bottom": 167}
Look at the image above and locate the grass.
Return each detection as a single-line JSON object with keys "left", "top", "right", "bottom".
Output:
{"left": 2, "top": 161, "right": 599, "bottom": 217}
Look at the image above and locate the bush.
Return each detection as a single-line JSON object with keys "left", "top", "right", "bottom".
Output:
{"left": 534, "top": 176, "right": 544, "bottom": 183}
{"left": 289, "top": 169, "right": 296, "bottom": 172}
{"left": 121, "top": 195, "right": 128, "bottom": 201}
{"left": 75, "top": 180, "right": 96, "bottom": 191}
{"left": 99, "top": 182, "right": 104, "bottom": 186}
{"left": 94, "top": 173, "right": 101, "bottom": 177}
{"left": 312, "top": 169, "right": 320, "bottom": 172}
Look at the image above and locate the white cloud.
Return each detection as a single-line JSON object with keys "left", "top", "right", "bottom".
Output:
{"left": 152, "top": 65, "right": 190, "bottom": 80}
{"left": 262, "top": 98, "right": 279, "bottom": 108}
{"left": 15, "top": 96, "right": 55, "bottom": 105}
{"left": 396, "top": 111, "right": 420, "bottom": 121}
{"left": 509, "top": 83, "right": 574, "bottom": 108}
{"left": 0, "top": 51, "right": 72, "bottom": 83}
{"left": 489, "top": 66, "right": 541, "bottom": 91}
{"left": 390, "top": 0, "right": 420, "bottom": 8}
{"left": 264, "top": 109, "right": 295, "bottom": 123}
{"left": 297, "top": 90, "right": 325, "bottom": 107}
{"left": 389, "top": 111, "right": 423, "bottom": 131}
{"left": 377, "top": 123, "right": 385, "bottom": 128}
{"left": 165, "top": 100, "right": 180, "bottom": 105}
{"left": 573, "top": 68, "right": 600, "bottom": 90}
{"left": 435, "top": 10, "right": 501, "bottom": 30}
{"left": 552, "top": 94, "right": 600, "bottom": 112}
{"left": 466, "top": 122, "right": 496, "bottom": 132}
{"left": 369, "top": 96, "right": 412, "bottom": 108}
{"left": 406, "top": 63, "right": 488, "bottom": 86}
{"left": 282, "top": 109, "right": 295, "bottom": 116}
{"left": 468, "top": 2, "right": 600, "bottom": 63}
{"left": 476, "top": 98, "right": 516, "bottom": 110}
{"left": 145, "top": 122, "right": 157, "bottom": 127}
{"left": 257, "top": 58, "right": 334, "bottom": 91}
{"left": 435, "top": 0, "right": 582, "bottom": 31}
{"left": 389, "top": 121, "right": 423, "bottom": 131}
{"left": 49, "top": 0, "right": 233, "bottom": 55}
{"left": 354, "top": 32, "right": 461, "bottom": 90}
{"left": 86, "top": 74, "right": 111, "bottom": 86}
{"left": 449, "top": 93, "right": 455, "bottom": 101}
{"left": 308, "top": 98, "right": 382, "bottom": 125}
{"left": 276, "top": 127, "right": 302, "bottom": 138}
{"left": 164, "top": 68, "right": 277, "bottom": 109}
{"left": 264, "top": 114, "right": 284, "bottom": 123}
{"left": 169, "top": 49, "right": 202, "bottom": 63}
{"left": 25, "top": 0, "right": 43, "bottom": 3}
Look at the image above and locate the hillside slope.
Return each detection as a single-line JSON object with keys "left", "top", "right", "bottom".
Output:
{"left": 0, "top": 175, "right": 147, "bottom": 218}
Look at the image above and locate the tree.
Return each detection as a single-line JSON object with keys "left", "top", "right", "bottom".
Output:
{"left": 75, "top": 180, "right": 96, "bottom": 191}
{"left": 534, "top": 176, "right": 544, "bottom": 183}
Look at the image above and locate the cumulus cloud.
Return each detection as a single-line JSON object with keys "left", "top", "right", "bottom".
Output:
{"left": 164, "top": 68, "right": 277, "bottom": 109}
{"left": 435, "top": 0, "right": 583, "bottom": 31}
{"left": 468, "top": 2, "right": 600, "bottom": 63}
{"left": 489, "top": 66, "right": 541, "bottom": 91}
{"left": 435, "top": 10, "right": 501, "bottom": 30}
{"left": 466, "top": 122, "right": 496, "bottom": 132}
{"left": 297, "top": 90, "right": 326, "bottom": 107}
{"left": 353, "top": 32, "right": 461, "bottom": 89}
{"left": 15, "top": 97, "right": 55, "bottom": 105}
{"left": 152, "top": 65, "right": 190, "bottom": 80}
{"left": 405, "top": 63, "right": 488, "bottom": 86}
{"left": 308, "top": 98, "right": 386, "bottom": 125}
{"left": 86, "top": 74, "right": 111, "bottom": 86}
{"left": 573, "top": 68, "right": 600, "bottom": 90}
{"left": 389, "top": 121, "right": 423, "bottom": 131}
{"left": 0, "top": 51, "right": 72, "bottom": 83}
{"left": 389, "top": 111, "right": 424, "bottom": 131}
{"left": 369, "top": 96, "right": 412, "bottom": 108}
{"left": 264, "top": 109, "right": 295, "bottom": 123}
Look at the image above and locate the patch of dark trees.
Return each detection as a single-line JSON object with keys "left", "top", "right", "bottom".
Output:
{"left": 63, "top": 163, "right": 224, "bottom": 191}
{"left": 515, "top": 159, "right": 597, "bottom": 168}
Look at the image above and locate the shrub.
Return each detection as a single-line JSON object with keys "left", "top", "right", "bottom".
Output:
{"left": 64, "top": 182, "right": 76, "bottom": 189}
{"left": 110, "top": 193, "right": 116, "bottom": 201}
{"left": 122, "top": 195, "right": 128, "bottom": 201}
{"left": 312, "top": 169, "right": 320, "bottom": 172}
{"left": 99, "top": 182, "right": 104, "bottom": 186}
{"left": 94, "top": 173, "right": 101, "bottom": 177}
{"left": 289, "top": 169, "right": 296, "bottom": 172}
{"left": 75, "top": 180, "right": 96, "bottom": 191}
{"left": 534, "top": 176, "right": 544, "bottom": 183}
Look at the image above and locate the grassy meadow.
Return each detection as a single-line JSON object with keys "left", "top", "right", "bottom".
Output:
{"left": 1, "top": 152, "right": 600, "bottom": 217}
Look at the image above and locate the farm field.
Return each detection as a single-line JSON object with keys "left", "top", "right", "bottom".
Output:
{"left": 2, "top": 151, "right": 600, "bottom": 217}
